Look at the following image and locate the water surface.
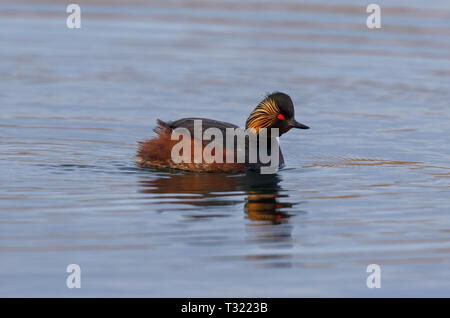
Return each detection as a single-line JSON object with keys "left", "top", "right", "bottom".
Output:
{"left": 0, "top": 0, "right": 449, "bottom": 296}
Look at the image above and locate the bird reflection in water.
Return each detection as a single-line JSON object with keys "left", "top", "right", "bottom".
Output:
{"left": 139, "top": 171, "right": 306, "bottom": 265}
{"left": 138, "top": 171, "right": 302, "bottom": 225}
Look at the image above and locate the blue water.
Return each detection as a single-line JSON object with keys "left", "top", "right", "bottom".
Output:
{"left": 0, "top": 0, "right": 449, "bottom": 296}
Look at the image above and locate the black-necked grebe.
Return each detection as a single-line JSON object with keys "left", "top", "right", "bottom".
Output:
{"left": 137, "top": 92, "right": 309, "bottom": 173}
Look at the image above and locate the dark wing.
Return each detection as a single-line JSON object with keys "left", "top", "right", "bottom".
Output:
{"left": 168, "top": 117, "right": 239, "bottom": 132}
{"left": 166, "top": 117, "right": 239, "bottom": 146}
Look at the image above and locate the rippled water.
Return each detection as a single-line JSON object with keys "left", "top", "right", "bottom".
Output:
{"left": 1, "top": 0, "right": 449, "bottom": 296}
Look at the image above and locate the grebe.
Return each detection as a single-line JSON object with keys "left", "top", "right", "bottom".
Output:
{"left": 137, "top": 92, "right": 309, "bottom": 173}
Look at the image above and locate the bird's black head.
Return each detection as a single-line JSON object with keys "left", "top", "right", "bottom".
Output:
{"left": 245, "top": 92, "right": 309, "bottom": 136}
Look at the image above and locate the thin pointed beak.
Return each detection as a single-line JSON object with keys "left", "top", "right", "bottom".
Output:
{"left": 289, "top": 119, "right": 309, "bottom": 129}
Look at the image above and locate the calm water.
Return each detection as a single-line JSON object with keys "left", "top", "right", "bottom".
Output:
{"left": 1, "top": 0, "right": 449, "bottom": 297}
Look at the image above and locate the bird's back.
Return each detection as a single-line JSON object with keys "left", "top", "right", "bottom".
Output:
{"left": 167, "top": 117, "right": 239, "bottom": 145}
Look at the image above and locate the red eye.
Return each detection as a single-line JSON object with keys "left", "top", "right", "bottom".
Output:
{"left": 277, "top": 114, "right": 285, "bottom": 120}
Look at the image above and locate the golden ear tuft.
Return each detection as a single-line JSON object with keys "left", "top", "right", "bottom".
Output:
{"left": 245, "top": 97, "right": 280, "bottom": 132}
